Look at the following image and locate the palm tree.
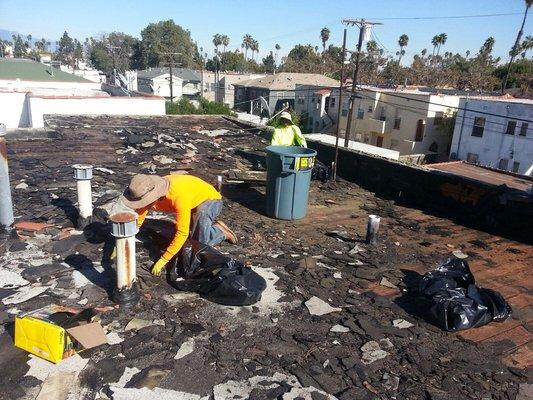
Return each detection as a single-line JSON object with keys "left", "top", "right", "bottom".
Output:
{"left": 221, "top": 35, "right": 230, "bottom": 53}
{"left": 436, "top": 33, "right": 447, "bottom": 56}
{"left": 320, "top": 27, "right": 330, "bottom": 52}
{"left": 366, "top": 40, "right": 378, "bottom": 54}
{"left": 275, "top": 43, "right": 280, "bottom": 65}
{"left": 520, "top": 35, "right": 533, "bottom": 57}
{"left": 242, "top": 34, "right": 253, "bottom": 60}
{"left": 212, "top": 34, "right": 222, "bottom": 54}
{"left": 397, "top": 34, "right": 409, "bottom": 64}
{"left": 250, "top": 39, "right": 259, "bottom": 61}
{"left": 431, "top": 35, "right": 440, "bottom": 56}
{"left": 502, "top": 0, "right": 532, "bottom": 92}
{"left": 421, "top": 48, "right": 427, "bottom": 57}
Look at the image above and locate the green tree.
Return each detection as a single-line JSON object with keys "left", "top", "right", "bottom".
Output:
{"left": 282, "top": 44, "right": 321, "bottom": 72}
{"left": 89, "top": 32, "right": 140, "bottom": 74}
{"left": 139, "top": 20, "right": 200, "bottom": 68}
{"left": 397, "top": 34, "right": 409, "bottom": 64}
{"left": 219, "top": 50, "right": 247, "bottom": 71}
{"left": 57, "top": 31, "right": 75, "bottom": 67}
{"left": 262, "top": 51, "right": 276, "bottom": 73}
{"left": 12, "top": 34, "right": 28, "bottom": 57}
{"left": 502, "top": 0, "right": 532, "bottom": 90}
{"left": 320, "top": 27, "right": 330, "bottom": 52}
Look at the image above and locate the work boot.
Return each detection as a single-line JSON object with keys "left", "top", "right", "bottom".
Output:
{"left": 214, "top": 221, "right": 238, "bottom": 244}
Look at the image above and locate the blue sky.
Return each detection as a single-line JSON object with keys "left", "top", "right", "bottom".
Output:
{"left": 0, "top": 0, "right": 531, "bottom": 64}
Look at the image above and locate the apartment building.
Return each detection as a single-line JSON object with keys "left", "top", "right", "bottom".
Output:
{"left": 337, "top": 87, "right": 460, "bottom": 159}
{"left": 449, "top": 97, "right": 533, "bottom": 175}
{"left": 233, "top": 73, "right": 339, "bottom": 116}
{"left": 199, "top": 71, "right": 266, "bottom": 107}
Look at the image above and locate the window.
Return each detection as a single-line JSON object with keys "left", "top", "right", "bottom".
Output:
{"left": 512, "top": 162, "right": 520, "bottom": 173}
{"left": 415, "top": 119, "right": 425, "bottom": 142}
{"left": 330, "top": 98, "right": 336, "bottom": 108}
{"left": 368, "top": 105, "right": 373, "bottom": 113}
{"left": 341, "top": 109, "right": 348, "bottom": 117}
{"left": 429, "top": 142, "right": 438, "bottom": 153}
{"left": 311, "top": 98, "right": 315, "bottom": 103}
{"left": 379, "top": 107, "right": 386, "bottom": 121}
{"left": 393, "top": 118, "right": 401, "bottom": 130}
{"left": 434, "top": 112, "right": 444, "bottom": 126}
{"left": 357, "top": 107, "right": 364, "bottom": 120}
{"left": 471, "top": 117, "right": 485, "bottom": 137}
{"left": 519, "top": 122, "right": 528, "bottom": 136}
{"left": 505, "top": 121, "right": 517, "bottom": 135}
{"left": 498, "top": 158, "right": 509, "bottom": 170}
{"left": 467, "top": 153, "right": 479, "bottom": 163}
{"left": 297, "top": 98, "right": 304, "bottom": 104}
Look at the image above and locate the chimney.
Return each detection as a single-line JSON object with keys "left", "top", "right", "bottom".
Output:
{"left": 109, "top": 212, "right": 140, "bottom": 306}
{"left": 0, "top": 123, "right": 14, "bottom": 231}
{"left": 72, "top": 164, "right": 93, "bottom": 228}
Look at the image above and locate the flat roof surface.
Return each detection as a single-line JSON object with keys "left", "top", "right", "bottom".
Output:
{"left": 305, "top": 133, "right": 400, "bottom": 160}
{"left": 427, "top": 161, "right": 533, "bottom": 192}
{"left": 0, "top": 58, "right": 91, "bottom": 83}
{"left": 0, "top": 116, "right": 530, "bottom": 399}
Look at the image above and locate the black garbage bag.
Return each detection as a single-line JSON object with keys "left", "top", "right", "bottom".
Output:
{"left": 312, "top": 160, "right": 331, "bottom": 182}
{"left": 417, "top": 258, "right": 512, "bottom": 332}
{"left": 169, "top": 240, "right": 267, "bottom": 306}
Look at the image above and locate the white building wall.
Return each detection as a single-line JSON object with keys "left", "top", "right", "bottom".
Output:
{"left": 450, "top": 98, "right": 533, "bottom": 175}
{"left": 0, "top": 92, "right": 31, "bottom": 128}
{"left": 150, "top": 76, "right": 184, "bottom": 99}
{"left": 28, "top": 96, "right": 166, "bottom": 128}
{"left": 335, "top": 89, "right": 459, "bottom": 158}
{"left": 0, "top": 79, "right": 101, "bottom": 92}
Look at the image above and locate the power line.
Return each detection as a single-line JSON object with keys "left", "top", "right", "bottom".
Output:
{"left": 362, "top": 12, "right": 523, "bottom": 21}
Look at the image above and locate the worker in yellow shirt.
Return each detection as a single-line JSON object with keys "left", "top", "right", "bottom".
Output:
{"left": 270, "top": 111, "right": 307, "bottom": 147}
{"left": 120, "top": 174, "right": 237, "bottom": 276}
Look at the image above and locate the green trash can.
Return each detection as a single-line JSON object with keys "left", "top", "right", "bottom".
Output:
{"left": 266, "top": 145, "right": 317, "bottom": 220}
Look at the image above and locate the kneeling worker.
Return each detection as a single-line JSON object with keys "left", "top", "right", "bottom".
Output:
{"left": 270, "top": 111, "right": 307, "bottom": 147}
{"left": 121, "top": 174, "right": 237, "bottom": 276}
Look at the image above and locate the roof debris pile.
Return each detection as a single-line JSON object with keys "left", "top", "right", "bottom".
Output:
{"left": 0, "top": 115, "right": 530, "bottom": 400}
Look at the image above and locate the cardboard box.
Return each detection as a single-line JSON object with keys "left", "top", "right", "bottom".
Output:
{"left": 14, "top": 305, "right": 107, "bottom": 363}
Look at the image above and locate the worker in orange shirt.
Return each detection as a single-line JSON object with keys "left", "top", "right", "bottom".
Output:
{"left": 121, "top": 174, "right": 237, "bottom": 276}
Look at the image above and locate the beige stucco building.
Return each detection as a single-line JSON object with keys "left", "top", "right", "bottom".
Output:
{"left": 296, "top": 85, "right": 461, "bottom": 159}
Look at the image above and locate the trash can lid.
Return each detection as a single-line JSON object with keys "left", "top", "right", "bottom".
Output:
{"left": 266, "top": 145, "right": 317, "bottom": 157}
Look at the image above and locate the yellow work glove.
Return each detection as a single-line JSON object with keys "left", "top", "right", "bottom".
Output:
{"left": 151, "top": 257, "right": 169, "bottom": 276}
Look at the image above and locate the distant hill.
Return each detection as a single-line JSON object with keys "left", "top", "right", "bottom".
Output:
{"left": 0, "top": 29, "right": 57, "bottom": 51}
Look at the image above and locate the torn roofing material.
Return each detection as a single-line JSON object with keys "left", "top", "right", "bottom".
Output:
{"left": 0, "top": 114, "right": 530, "bottom": 400}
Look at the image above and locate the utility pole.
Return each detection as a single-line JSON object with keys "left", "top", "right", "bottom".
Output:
{"left": 342, "top": 19, "right": 382, "bottom": 147}
{"left": 333, "top": 29, "right": 347, "bottom": 181}
{"left": 158, "top": 51, "right": 181, "bottom": 103}
{"left": 107, "top": 45, "right": 120, "bottom": 86}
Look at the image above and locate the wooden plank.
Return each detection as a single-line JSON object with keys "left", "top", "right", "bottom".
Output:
{"left": 482, "top": 325, "right": 532, "bottom": 349}
{"left": 502, "top": 343, "right": 533, "bottom": 370}
{"left": 458, "top": 320, "right": 521, "bottom": 343}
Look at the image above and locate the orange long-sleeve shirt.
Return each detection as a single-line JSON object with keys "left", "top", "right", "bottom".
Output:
{"left": 136, "top": 174, "right": 222, "bottom": 261}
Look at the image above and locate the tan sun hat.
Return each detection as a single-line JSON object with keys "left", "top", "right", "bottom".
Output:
{"left": 279, "top": 111, "right": 292, "bottom": 123}
{"left": 120, "top": 174, "right": 169, "bottom": 209}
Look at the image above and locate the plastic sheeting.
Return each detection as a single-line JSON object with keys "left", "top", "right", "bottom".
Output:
{"left": 169, "top": 240, "right": 266, "bottom": 306}
{"left": 417, "top": 258, "right": 512, "bottom": 332}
